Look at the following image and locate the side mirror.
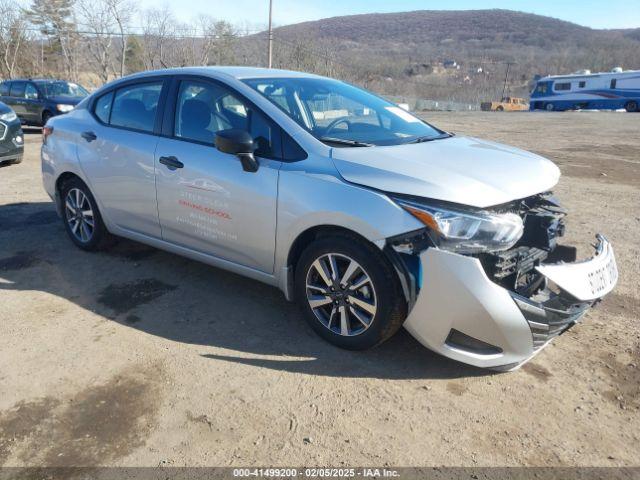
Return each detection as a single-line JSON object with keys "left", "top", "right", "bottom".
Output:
{"left": 215, "top": 129, "right": 259, "bottom": 173}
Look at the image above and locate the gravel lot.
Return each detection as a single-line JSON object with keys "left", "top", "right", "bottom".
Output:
{"left": 0, "top": 112, "right": 638, "bottom": 469}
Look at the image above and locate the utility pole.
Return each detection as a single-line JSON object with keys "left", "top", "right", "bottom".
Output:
{"left": 267, "top": 0, "right": 273, "bottom": 68}
{"left": 501, "top": 61, "right": 513, "bottom": 99}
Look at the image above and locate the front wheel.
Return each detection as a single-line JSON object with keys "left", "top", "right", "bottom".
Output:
{"left": 545, "top": 103, "right": 554, "bottom": 111}
{"left": 625, "top": 101, "right": 638, "bottom": 112}
{"left": 42, "top": 111, "right": 52, "bottom": 126}
{"left": 294, "top": 235, "right": 407, "bottom": 350}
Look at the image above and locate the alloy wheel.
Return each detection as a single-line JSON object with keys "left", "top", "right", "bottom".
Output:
{"left": 305, "top": 253, "right": 377, "bottom": 336}
{"left": 65, "top": 188, "right": 95, "bottom": 243}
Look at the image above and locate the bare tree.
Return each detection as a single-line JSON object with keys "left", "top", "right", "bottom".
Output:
{"left": 77, "top": 0, "right": 114, "bottom": 83}
{"left": 0, "top": 0, "right": 29, "bottom": 78}
{"left": 141, "top": 6, "right": 175, "bottom": 69}
{"left": 105, "top": 0, "right": 135, "bottom": 77}
{"left": 172, "top": 21, "right": 199, "bottom": 67}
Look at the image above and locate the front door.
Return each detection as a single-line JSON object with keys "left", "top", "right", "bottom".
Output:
{"left": 24, "top": 83, "right": 41, "bottom": 124}
{"left": 76, "top": 80, "right": 166, "bottom": 238}
{"left": 155, "top": 78, "right": 281, "bottom": 273}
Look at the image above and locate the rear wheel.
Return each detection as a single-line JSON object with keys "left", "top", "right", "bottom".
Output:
{"left": 294, "top": 235, "right": 407, "bottom": 350}
{"left": 60, "top": 177, "right": 113, "bottom": 251}
{"left": 545, "top": 103, "right": 554, "bottom": 111}
{"left": 495, "top": 105, "right": 504, "bottom": 112}
{"left": 42, "top": 111, "right": 52, "bottom": 126}
{"left": 625, "top": 101, "right": 638, "bottom": 112}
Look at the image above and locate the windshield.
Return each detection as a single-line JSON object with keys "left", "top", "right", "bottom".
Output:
{"left": 243, "top": 77, "right": 445, "bottom": 146}
{"left": 37, "top": 81, "right": 89, "bottom": 99}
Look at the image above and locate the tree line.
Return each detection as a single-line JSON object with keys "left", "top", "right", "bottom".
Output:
{"left": 0, "top": 0, "right": 244, "bottom": 87}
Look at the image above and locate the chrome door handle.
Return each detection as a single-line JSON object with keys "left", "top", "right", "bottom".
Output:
{"left": 159, "top": 156, "right": 184, "bottom": 169}
{"left": 81, "top": 131, "right": 97, "bottom": 142}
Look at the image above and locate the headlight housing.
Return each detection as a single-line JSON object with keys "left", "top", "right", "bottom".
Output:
{"left": 0, "top": 111, "right": 17, "bottom": 122}
{"left": 56, "top": 104, "right": 74, "bottom": 113}
{"left": 395, "top": 198, "right": 524, "bottom": 254}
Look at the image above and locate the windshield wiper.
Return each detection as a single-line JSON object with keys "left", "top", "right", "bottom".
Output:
{"left": 406, "top": 132, "right": 453, "bottom": 144}
{"left": 319, "top": 136, "right": 374, "bottom": 147}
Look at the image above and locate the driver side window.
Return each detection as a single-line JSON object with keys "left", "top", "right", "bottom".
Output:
{"left": 174, "top": 80, "right": 280, "bottom": 159}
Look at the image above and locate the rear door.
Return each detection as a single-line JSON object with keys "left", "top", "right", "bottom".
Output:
{"left": 76, "top": 78, "right": 168, "bottom": 239}
{"left": 8, "top": 81, "right": 26, "bottom": 119}
{"left": 154, "top": 77, "right": 282, "bottom": 273}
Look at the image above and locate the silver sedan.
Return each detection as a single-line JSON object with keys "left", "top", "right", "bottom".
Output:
{"left": 41, "top": 67, "right": 617, "bottom": 370}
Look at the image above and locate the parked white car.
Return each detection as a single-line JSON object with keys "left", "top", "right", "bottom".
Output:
{"left": 41, "top": 67, "right": 618, "bottom": 370}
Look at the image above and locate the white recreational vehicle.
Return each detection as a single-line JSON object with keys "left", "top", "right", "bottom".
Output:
{"left": 530, "top": 68, "right": 640, "bottom": 112}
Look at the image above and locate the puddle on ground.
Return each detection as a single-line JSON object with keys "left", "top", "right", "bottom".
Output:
{"left": 0, "top": 204, "right": 58, "bottom": 231}
{"left": 97, "top": 279, "right": 177, "bottom": 315}
{"left": 0, "top": 365, "right": 163, "bottom": 467}
{"left": 0, "top": 252, "right": 41, "bottom": 272}
{"left": 521, "top": 362, "right": 552, "bottom": 382}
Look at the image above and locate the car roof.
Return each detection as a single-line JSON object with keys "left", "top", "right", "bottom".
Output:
{"left": 6, "top": 78, "right": 65, "bottom": 82}
{"left": 117, "top": 66, "right": 326, "bottom": 82}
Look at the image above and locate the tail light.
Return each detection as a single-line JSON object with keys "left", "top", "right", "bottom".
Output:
{"left": 42, "top": 126, "right": 54, "bottom": 145}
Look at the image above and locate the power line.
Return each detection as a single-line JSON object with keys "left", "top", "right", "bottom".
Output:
{"left": 0, "top": 24, "right": 265, "bottom": 38}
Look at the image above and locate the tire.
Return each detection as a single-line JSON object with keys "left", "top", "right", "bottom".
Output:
{"left": 60, "top": 177, "right": 114, "bottom": 251}
{"left": 294, "top": 234, "right": 407, "bottom": 350}
{"left": 42, "top": 111, "right": 52, "bottom": 126}
{"left": 495, "top": 106, "right": 504, "bottom": 112}
{"left": 625, "top": 101, "right": 638, "bottom": 113}
{"left": 545, "top": 103, "right": 554, "bottom": 111}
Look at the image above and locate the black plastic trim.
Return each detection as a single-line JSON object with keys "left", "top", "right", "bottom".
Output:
{"left": 88, "top": 76, "right": 172, "bottom": 136}
{"left": 445, "top": 329, "right": 503, "bottom": 355}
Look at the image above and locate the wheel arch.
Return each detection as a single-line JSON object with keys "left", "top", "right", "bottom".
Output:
{"left": 41, "top": 109, "right": 53, "bottom": 125}
{"left": 54, "top": 171, "right": 85, "bottom": 215}
{"left": 283, "top": 224, "right": 413, "bottom": 307}
{"left": 625, "top": 100, "right": 638, "bottom": 112}
{"left": 286, "top": 225, "right": 375, "bottom": 279}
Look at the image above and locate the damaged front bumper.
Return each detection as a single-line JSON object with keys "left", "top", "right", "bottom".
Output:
{"left": 402, "top": 235, "right": 618, "bottom": 370}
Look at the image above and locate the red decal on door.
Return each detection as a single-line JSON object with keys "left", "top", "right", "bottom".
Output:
{"left": 179, "top": 199, "right": 232, "bottom": 220}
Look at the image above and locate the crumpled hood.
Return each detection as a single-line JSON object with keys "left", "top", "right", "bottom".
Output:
{"left": 330, "top": 136, "right": 560, "bottom": 208}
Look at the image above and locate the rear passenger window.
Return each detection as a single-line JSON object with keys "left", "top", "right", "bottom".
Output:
{"left": 94, "top": 91, "right": 113, "bottom": 123}
{"left": 110, "top": 82, "right": 162, "bottom": 132}
{"left": 0, "top": 82, "right": 9, "bottom": 96}
{"left": 10, "top": 81, "right": 25, "bottom": 98}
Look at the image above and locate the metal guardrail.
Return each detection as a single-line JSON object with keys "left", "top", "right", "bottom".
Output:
{"left": 384, "top": 95, "right": 481, "bottom": 112}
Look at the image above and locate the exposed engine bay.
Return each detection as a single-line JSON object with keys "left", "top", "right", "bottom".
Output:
{"left": 477, "top": 192, "right": 575, "bottom": 297}
{"left": 386, "top": 191, "right": 576, "bottom": 301}
{"left": 385, "top": 191, "right": 618, "bottom": 368}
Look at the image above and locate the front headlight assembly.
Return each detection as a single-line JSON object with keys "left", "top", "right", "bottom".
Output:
{"left": 56, "top": 104, "right": 74, "bottom": 113}
{"left": 394, "top": 198, "right": 524, "bottom": 254}
{"left": 0, "top": 111, "right": 17, "bottom": 122}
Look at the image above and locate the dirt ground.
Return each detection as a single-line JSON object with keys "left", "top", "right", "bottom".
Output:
{"left": 0, "top": 112, "right": 638, "bottom": 469}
